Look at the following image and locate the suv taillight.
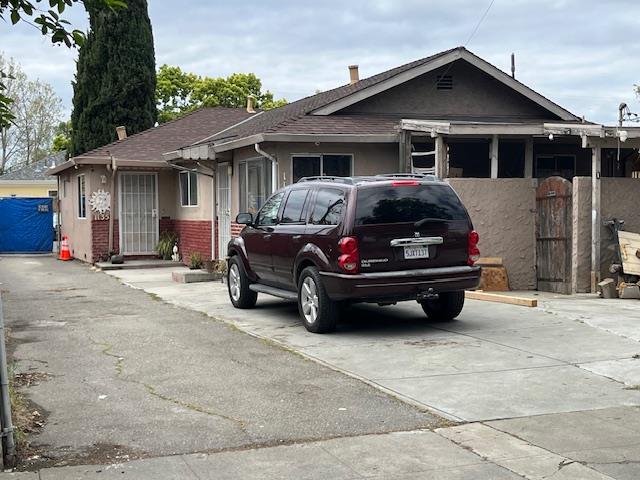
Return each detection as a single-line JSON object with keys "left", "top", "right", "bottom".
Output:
{"left": 338, "top": 236, "right": 359, "bottom": 274}
{"left": 468, "top": 230, "right": 480, "bottom": 266}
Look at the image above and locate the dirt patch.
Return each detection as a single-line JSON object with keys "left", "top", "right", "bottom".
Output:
{"left": 17, "top": 443, "right": 145, "bottom": 472}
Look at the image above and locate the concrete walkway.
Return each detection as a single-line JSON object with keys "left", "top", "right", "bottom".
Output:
{"left": 1, "top": 426, "right": 623, "bottom": 479}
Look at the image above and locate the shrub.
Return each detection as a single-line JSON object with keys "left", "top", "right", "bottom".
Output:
{"left": 188, "top": 251, "right": 204, "bottom": 270}
{"left": 156, "top": 231, "right": 178, "bottom": 260}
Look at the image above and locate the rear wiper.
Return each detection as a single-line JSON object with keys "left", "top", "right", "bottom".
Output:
{"left": 414, "top": 217, "right": 447, "bottom": 229}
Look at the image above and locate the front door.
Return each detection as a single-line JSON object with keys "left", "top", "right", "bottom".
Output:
{"left": 536, "top": 176, "right": 572, "bottom": 294}
{"left": 119, "top": 172, "right": 158, "bottom": 255}
{"left": 217, "top": 163, "right": 231, "bottom": 259}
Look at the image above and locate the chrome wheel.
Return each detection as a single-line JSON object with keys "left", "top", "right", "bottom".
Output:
{"left": 301, "top": 276, "right": 319, "bottom": 324}
{"left": 229, "top": 263, "right": 241, "bottom": 301}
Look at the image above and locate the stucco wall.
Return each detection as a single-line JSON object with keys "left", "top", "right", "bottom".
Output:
{"left": 600, "top": 178, "right": 640, "bottom": 276}
{"left": 172, "top": 169, "right": 213, "bottom": 221}
{"left": 230, "top": 142, "right": 398, "bottom": 217}
{"left": 447, "top": 178, "right": 538, "bottom": 290}
{"left": 340, "top": 60, "right": 556, "bottom": 120}
{"left": 58, "top": 166, "right": 103, "bottom": 262}
{"left": 571, "top": 177, "right": 592, "bottom": 293}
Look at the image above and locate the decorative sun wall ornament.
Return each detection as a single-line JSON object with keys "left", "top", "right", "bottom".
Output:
{"left": 89, "top": 189, "right": 111, "bottom": 214}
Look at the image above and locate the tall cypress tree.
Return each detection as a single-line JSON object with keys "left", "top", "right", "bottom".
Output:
{"left": 71, "top": 0, "right": 157, "bottom": 155}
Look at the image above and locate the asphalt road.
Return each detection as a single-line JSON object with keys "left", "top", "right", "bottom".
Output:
{"left": 0, "top": 256, "right": 440, "bottom": 469}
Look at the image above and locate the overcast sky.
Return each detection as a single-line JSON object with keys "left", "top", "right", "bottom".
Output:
{"left": 2, "top": 0, "right": 639, "bottom": 124}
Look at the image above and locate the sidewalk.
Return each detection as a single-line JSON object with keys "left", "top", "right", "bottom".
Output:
{"left": 2, "top": 426, "right": 619, "bottom": 479}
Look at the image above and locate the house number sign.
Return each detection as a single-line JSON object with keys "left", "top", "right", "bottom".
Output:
{"left": 90, "top": 189, "right": 111, "bottom": 220}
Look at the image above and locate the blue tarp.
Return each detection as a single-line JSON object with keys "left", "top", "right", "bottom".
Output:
{"left": 0, "top": 197, "right": 53, "bottom": 253}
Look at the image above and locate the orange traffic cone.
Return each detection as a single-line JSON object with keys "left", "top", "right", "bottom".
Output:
{"left": 59, "top": 236, "right": 72, "bottom": 261}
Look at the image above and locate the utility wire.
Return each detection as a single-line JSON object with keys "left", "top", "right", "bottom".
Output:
{"left": 463, "top": 0, "right": 496, "bottom": 46}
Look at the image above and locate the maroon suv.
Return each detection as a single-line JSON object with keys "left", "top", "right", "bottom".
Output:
{"left": 227, "top": 174, "right": 481, "bottom": 333}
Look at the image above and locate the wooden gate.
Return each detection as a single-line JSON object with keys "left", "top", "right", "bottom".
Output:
{"left": 536, "top": 176, "right": 573, "bottom": 294}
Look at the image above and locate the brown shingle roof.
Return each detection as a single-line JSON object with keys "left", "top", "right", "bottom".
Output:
{"left": 76, "top": 107, "right": 256, "bottom": 162}
{"left": 205, "top": 48, "right": 460, "bottom": 147}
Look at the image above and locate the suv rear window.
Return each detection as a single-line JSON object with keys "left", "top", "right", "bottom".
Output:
{"left": 355, "top": 184, "right": 467, "bottom": 225}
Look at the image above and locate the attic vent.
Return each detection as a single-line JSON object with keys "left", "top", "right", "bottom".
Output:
{"left": 436, "top": 75, "right": 453, "bottom": 90}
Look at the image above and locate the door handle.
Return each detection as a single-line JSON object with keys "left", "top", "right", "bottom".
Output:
{"left": 264, "top": 234, "right": 272, "bottom": 240}
{"left": 292, "top": 235, "right": 302, "bottom": 240}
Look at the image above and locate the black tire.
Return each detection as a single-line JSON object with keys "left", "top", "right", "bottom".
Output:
{"left": 227, "top": 256, "right": 257, "bottom": 309}
{"left": 297, "top": 267, "right": 338, "bottom": 333}
{"left": 421, "top": 291, "right": 465, "bottom": 321}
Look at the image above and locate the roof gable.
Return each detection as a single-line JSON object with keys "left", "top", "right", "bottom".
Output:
{"left": 311, "top": 48, "right": 578, "bottom": 121}
{"left": 336, "top": 58, "right": 561, "bottom": 121}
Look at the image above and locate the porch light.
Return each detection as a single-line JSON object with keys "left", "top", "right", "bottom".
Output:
{"left": 548, "top": 133, "right": 554, "bottom": 141}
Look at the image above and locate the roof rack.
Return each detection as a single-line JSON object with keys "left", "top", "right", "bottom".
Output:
{"left": 297, "top": 176, "right": 355, "bottom": 185}
{"left": 375, "top": 173, "right": 438, "bottom": 180}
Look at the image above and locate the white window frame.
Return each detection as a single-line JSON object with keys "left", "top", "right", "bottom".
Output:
{"left": 77, "top": 174, "right": 86, "bottom": 219}
{"left": 291, "top": 153, "right": 354, "bottom": 182}
{"left": 179, "top": 171, "right": 199, "bottom": 207}
{"left": 238, "top": 157, "right": 273, "bottom": 214}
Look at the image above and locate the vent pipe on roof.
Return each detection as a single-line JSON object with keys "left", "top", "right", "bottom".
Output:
{"left": 348, "top": 65, "right": 359, "bottom": 84}
{"left": 510, "top": 53, "right": 515, "bottom": 79}
{"left": 246, "top": 95, "right": 256, "bottom": 114}
{"left": 116, "top": 126, "right": 127, "bottom": 140}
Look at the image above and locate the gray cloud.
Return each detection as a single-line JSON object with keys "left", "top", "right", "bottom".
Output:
{"left": 2, "top": 0, "right": 638, "bottom": 124}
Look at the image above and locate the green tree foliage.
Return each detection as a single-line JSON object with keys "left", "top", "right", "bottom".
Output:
{"left": 71, "top": 0, "right": 156, "bottom": 154}
{"left": 51, "top": 120, "right": 72, "bottom": 152}
{"left": 0, "top": 0, "right": 126, "bottom": 127}
{"left": 1, "top": 53, "right": 62, "bottom": 174}
{"left": 157, "top": 65, "right": 287, "bottom": 123}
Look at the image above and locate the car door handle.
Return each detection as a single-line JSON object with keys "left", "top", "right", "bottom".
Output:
{"left": 292, "top": 235, "right": 301, "bottom": 240}
{"left": 264, "top": 234, "right": 272, "bottom": 240}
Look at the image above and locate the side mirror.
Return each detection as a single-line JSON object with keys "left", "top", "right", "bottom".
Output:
{"left": 236, "top": 212, "right": 253, "bottom": 225}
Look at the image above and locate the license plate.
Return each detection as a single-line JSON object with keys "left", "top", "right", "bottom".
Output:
{"left": 404, "top": 245, "right": 429, "bottom": 259}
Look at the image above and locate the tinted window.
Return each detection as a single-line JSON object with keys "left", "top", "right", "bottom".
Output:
{"left": 256, "top": 192, "right": 284, "bottom": 226}
{"left": 310, "top": 188, "right": 345, "bottom": 226}
{"left": 281, "top": 189, "right": 309, "bottom": 223}
{"left": 355, "top": 185, "right": 467, "bottom": 225}
{"left": 323, "top": 155, "right": 351, "bottom": 177}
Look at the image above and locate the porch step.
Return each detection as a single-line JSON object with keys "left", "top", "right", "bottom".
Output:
{"left": 249, "top": 283, "right": 298, "bottom": 301}
{"left": 96, "top": 259, "right": 181, "bottom": 271}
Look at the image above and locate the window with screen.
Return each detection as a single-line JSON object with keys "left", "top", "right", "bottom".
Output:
{"left": 281, "top": 189, "right": 309, "bottom": 223}
{"left": 180, "top": 171, "right": 198, "bottom": 206}
{"left": 310, "top": 188, "right": 345, "bottom": 226}
{"left": 292, "top": 154, "right": 352, "bottom": 182}
{"left": 77, "top": 175, "right": 86, "bottom": 218}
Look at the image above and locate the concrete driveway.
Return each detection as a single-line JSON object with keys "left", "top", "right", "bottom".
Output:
{"left": 105, "top": 266, "right": 640, "bottom": 479}
{"left": 0, "top": 257, "right": 439, "bottom": 470}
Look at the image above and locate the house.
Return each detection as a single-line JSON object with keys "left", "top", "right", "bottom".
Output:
{"left": 169, "top": 46, "right": 640, "bottom": 293}
{"left": 0, "top": 151, "right": 66, "bottom": 198}
{"left": 49, "top": 107, "right": 258, "bottom": 263}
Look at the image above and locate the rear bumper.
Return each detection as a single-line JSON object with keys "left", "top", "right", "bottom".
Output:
{"left": 320, "top": 265, "right": 481, "bottom": 302}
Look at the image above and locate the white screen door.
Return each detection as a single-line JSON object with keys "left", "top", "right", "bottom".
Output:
{"left": 217, "top": 164, "right": 231, "bottom": 259}
{"left": 119, "top": 172, "right": 158, "bottom": 254}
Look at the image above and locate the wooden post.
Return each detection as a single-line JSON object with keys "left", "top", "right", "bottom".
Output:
{"left": 435, "top": 135, "right": 446, "bottom": 178}
{"left": 398, "top": 130, "right": 412, "bottom": 173}
{"left": 490, "top": 134, "right": 499, "bottom": 178}
{"left": 524, "top": 138, "right": 533, "bottom": 178}
{"left": 591, "top": 145, "right": 601, "bottom": 292}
